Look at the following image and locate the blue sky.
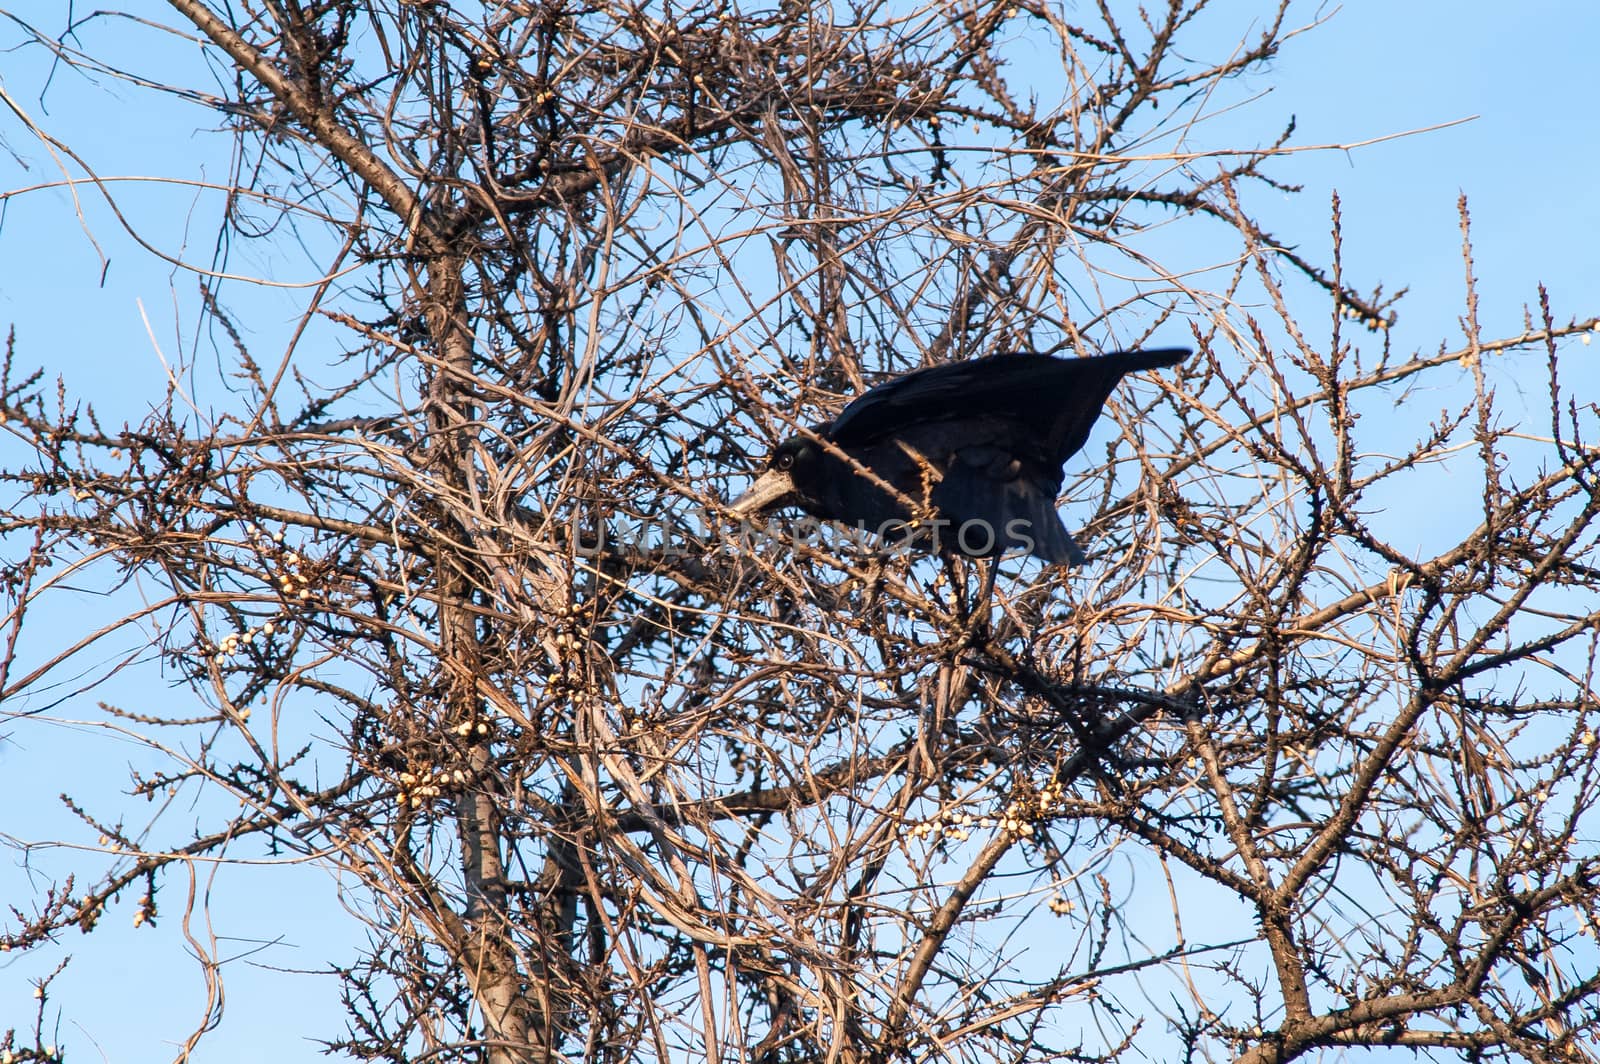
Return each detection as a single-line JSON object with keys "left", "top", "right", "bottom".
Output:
{"left": 2, "top": 2, "right": 1598, "bottom": 1060}
{"left": 1267, "top": 5, "right": 1599, "bottom": 333}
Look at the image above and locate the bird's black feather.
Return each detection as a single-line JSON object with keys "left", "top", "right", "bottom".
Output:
{"left": 732, "top": 348, "right": 1187, "bottom": 564}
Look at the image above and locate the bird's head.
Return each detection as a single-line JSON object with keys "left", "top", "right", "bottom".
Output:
{"left": 729, "top": 431, "right": 829, "bottom": 518}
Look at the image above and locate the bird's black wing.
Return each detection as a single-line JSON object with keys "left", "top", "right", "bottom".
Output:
{"left": 813, "top": 348, "right": 1185, "bottom": 564}
{"left": 827, "top": 354, "right": 1064, "bottom": 447}
{"left": 828, "top": 349, "right": 1186, "bottom": 464}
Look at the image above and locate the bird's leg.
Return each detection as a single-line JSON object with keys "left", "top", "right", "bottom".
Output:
{"left": 861, "top": 550, "right": 887, "bottom": 616}
{"left": 976, "top": 558, "right": 998, "bottom": 625}
{"left": 941, "top": 554, "right": 968, "bottom": 628}
{"left": 961, "top": 558, "right": 999, "bottom": 646}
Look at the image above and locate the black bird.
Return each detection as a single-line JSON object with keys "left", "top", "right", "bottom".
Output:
{"left": 730, "top": 348, "right": 1187, "bottom": 565}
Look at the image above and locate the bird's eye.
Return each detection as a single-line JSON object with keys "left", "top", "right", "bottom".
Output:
{"left": 775, "top": 452, "right": 795, "bottom": 471}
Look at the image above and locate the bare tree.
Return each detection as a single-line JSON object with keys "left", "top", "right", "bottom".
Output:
{"left": 3, "top": 2, "right": 1599, "bottom": 1063}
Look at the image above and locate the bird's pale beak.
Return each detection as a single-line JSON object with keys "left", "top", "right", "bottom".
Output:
{"left": 729, "top": 468, "right": 797, "bottom": 517}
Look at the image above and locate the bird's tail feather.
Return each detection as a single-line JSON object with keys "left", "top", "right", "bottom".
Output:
{"left": 932, "top": 471, "right": 1085, "bottom": 565}
{"left": 1024, "top": 501, "right": 1086, "bottom": 566}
